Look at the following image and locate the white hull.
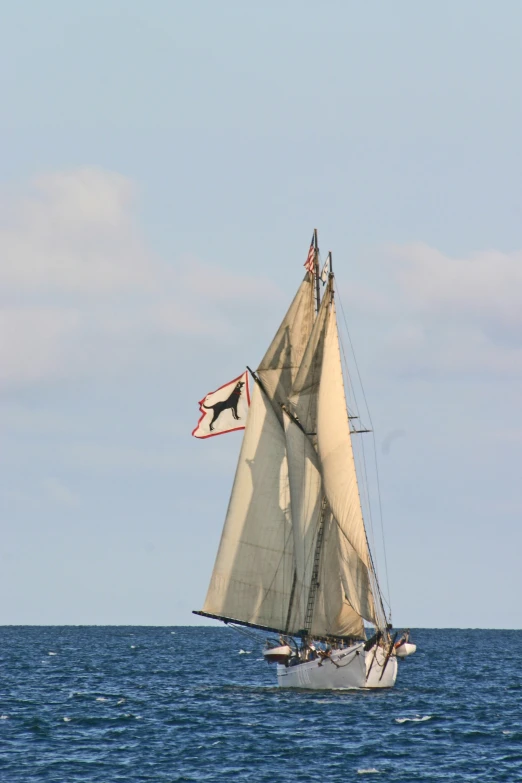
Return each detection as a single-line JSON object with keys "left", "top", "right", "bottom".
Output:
{"left": 276, "top": 643, "right": 398, "bottom": 689}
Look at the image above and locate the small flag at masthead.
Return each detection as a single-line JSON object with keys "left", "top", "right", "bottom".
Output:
{"left": 304, "top": 233, "right": 315, "bottom": 273}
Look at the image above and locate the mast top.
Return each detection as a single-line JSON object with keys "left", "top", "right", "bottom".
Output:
{"left": 313, "top": 228, "right": 320, "bottom": 314}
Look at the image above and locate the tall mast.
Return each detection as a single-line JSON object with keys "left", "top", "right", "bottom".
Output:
{"left": 303, "top": 497, "right": 328, "bottom": 638}
{"left": 302, "top": 277, "right": 333, "bottom": 641}
{"left": 314, "top": 228, "right": 320, "bottom": 314}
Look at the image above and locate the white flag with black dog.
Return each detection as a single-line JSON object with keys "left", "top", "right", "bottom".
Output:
{"left": 192, "top": 371, "right": 250, "bottom": 439}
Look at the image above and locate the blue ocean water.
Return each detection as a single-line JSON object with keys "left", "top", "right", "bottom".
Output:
{"left": 0, "top": 627, "right": 521, "bottom": 782}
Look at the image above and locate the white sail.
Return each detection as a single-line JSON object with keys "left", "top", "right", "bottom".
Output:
{"left": 201, "top": 382, "right": 294, "bottom": 631}
{"left": 285, "top": 394, "right": 369, "bottom": 637}
{"left": 316, "top": 300, "right": 377, "bottom": 624}
{"left": 283, "top": 411, "right": 323, "bottom": 631}
{"left": 325, "top": 514, "right": 376, "bottom": 627}
{"left": 283, "top": 287, "right": 376, "bottom": 636}
{"left": 311, "top": 509, "right": 368, "bottom": 638}
{"left": 200, "top": 267, "right": 381, "bottom": 638}
{"left": 257, "top": 273, "right": 314, "bottom": 418}
{"left": 288, "top": 279, "right": 331, "bottom": 435}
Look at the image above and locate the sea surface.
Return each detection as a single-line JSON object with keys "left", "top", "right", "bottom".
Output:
{"left": 0, "top": 627, "right": 521, "bottom": 782}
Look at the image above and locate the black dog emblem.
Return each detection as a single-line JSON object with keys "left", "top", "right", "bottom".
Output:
{"left": 203, "top": 381, "right": 244, "bottom": 431}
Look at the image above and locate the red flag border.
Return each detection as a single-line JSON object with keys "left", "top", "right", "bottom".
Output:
{"left": 192, "top": 371, "right": 251, "bottom": 439}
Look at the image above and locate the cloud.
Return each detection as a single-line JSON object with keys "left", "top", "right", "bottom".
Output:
{"left": 347, "top": 242, "right": 522, "bottom": 378}
{"left": 4, "top": 168, "right": 518, "bottom": 392}
{"left": 0, "top": 307, "right": 79, "bottom": 386}
{"left": 0, "top": 167, "right": 280, "bottom": 389}
{"left": 0, "top": 168, "right": 145, "bottom": 294}
{"left": 391, "top": 242, "right": 522, "bottom": 336}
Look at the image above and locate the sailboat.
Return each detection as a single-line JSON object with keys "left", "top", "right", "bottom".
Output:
{"left": 194, "top": 231, "right": 410, "bottom": 689}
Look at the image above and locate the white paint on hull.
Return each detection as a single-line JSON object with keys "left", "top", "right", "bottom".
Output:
{"left": 276, "top": 644, "right": 398, "bottom": 690}
{"left": 365, "top": 644, "right": 398, "bottom": 688}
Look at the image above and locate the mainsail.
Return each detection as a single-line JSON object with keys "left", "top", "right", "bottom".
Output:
{"left": 283, "top": 410, "right": 322, "bottom": 631}
{"left": 196, "top": 252, "right": 386, "bottom": 640}
{"left": 201, "top": 382, "right": 294, "bottom": 631}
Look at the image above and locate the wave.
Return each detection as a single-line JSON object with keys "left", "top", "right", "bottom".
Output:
{"left": 395, "top": 715, "right": 433, "bottom": 724}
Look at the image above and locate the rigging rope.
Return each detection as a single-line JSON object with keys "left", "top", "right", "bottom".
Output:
{"left": 334, "top": 295, "right": 379, "bottom": 568}
{"left": 335, "top": 283, "right": 393, "bottom": 622}
{"left": 228, "top": 623, "right": 266, "bottom": 644}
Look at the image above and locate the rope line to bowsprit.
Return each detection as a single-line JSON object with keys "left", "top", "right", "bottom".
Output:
{"left": 319, "top": 649, "right": 361, "bottom": 669}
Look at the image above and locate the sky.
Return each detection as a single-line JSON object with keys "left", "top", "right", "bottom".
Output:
{"left": 1, "top": 1, "right": 521, "bottom": 628}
